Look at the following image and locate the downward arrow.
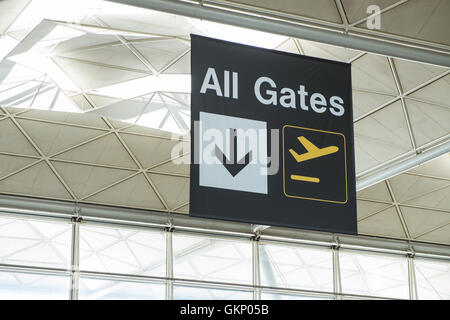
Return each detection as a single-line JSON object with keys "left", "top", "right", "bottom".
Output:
{"left": 215, "top": 128, "right": 252, "bottom": 177}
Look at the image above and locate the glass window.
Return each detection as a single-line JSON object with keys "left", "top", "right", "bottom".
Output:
{"left": 259, "top": 242, "right": 333, "bottom": 292}
{"left": 173, "top": 285, "right": 253, "bottom": 300}
{"left": 78, "top": 277, "right": 166, "bottom": 300}
{"left": 79, "top": 224, "right": 166, "bottom": 276}
{"left": 173, "top": 233, "right": 252, "bottom": 285}
{"left": 0, "top": 215, "right": 72, "bottom": 269}
{"left": 260, "top": 292, "right": 331, "bottom": 300}
{"left": 0, "top": 271, "right": 70, "bottom": 300}
{"left": 415, "top": 258, "right": 450, "bottom": 300}
{"left": 339, "top": 249, "right": 409, "bottom": 299}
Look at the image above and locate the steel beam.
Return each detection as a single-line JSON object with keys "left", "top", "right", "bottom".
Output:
{"left": 1, "top": 194, "right": 450, "bottom": 258}
{"left": 106, "top": 0, "right": 450, "bottom": 67}
{"left": 356, "top": 141, "right": 450, "bottom": 191}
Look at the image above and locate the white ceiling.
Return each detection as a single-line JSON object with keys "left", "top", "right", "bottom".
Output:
{"left": 0, "top": 0, "right": 448, "bottom": 245}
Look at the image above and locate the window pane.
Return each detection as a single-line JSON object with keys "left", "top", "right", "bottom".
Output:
{"left": 0, "top": 271, "right": 70, "bottom": 300}
{"left": 261, "top": 292, "right": 331, "bottom": 300}
{"left": 174, "top": 285, "right": 252, "bottom": 300}
{"left": 415, "top": 258, "right": 450, "bottom": 300}
{"left": 340, "top": 249, "right": 409, "bottom": 299}
{"left": 173, "top": 233, "right": 252, "bottom": 284}
{"left": 0, "top": 215, "right": 72, "bottom": 269}
{"left": 78, "top": 277, "right": 165, "bottom": 300}
{"left": 259, "top": 242, "right": 333, "bottom": 292}
{"left": 79, "top": 224, "right": 166, "bottom": 276}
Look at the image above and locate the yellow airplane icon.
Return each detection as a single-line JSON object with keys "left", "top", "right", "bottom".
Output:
{"left": 288, "top": 136, "right": 339, "bottom": 183}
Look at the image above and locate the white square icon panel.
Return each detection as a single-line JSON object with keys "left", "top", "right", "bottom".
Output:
{"left": 199, "top": 111, "right": 268, "bottom": 194}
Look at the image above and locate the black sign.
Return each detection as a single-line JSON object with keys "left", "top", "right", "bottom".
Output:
{"left": 190, "top": 34, "right": 356, "bottom": 234}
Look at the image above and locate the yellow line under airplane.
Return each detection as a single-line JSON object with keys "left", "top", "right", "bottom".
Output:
{"left": 288, "top": 136, "right": 339, "bottom": 183}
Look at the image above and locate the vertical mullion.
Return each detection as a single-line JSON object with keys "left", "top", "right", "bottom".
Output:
{"left": 166, "top": 229, "right": 174, "bottom": 300}
{"left": 70, "top": 218, "right": 80, "bottom": 300}
{"left": 407, "top": 253, "right": 418, "bottom": 300}
{"left": 332, "top": 244, "right": 342, "bottom": 299}
{"left": 252, "top": 239, "right": 261, "bottom": 300}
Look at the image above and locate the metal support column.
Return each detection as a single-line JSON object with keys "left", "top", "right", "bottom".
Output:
{"left": 252, "top": 236, "right": 261, "bottom": 300}
{"left": 70, "top": 216, "right": 80, "bottom": 300}
{"left": 407, "top": 251, "right": 418, "bottom": 300}
{"left": 166, "top": 227, "right": 174, "bottom": 300}
{"left": 332, "top": 239, "right": 342, "bottom": 300}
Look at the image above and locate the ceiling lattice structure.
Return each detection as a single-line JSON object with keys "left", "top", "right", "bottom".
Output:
{"left": 207, "top": 0, "right": 450, "bottom": 49}
{"left": 0, "top": 106, "right": 448, "bottom": 245}
{"left": 0, "top": 0, "right": 448, "bottom": 244}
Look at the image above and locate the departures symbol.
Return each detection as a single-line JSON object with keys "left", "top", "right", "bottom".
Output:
{"left": 288, "top": 136, "right": 338, "bottom": 183}
{"left": 215, "top": 128, "right": 252, "bottom": 177}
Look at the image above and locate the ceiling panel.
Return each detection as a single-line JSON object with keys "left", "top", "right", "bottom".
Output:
{"left": 355, "top": 0, "right": 450, "bottom": 46}
{"left": 0, "top": 161, "right": 71, "bottom": 200}
{"left": 416, "top": 223, "right": 450, "bottom": 245}
{"left": 87, "top": 93, "right": 155, "bottom": 124}
{"left": 85, "top": 94, "right": 122, "bottom": 109}
{"left": 406, "top": 99, "right": 450, "bottom": 147}
{"left": 405, "top": 186, "right": 450, "bottom": 211}
{"left": 401, "top": 206, "right": 449, "bottom": 238}
{"left": 0, "top": 0, "right": 31, "bottom": 34}
{"left": 69, "top": 93, "right": 93, "bottom": 111}
{"left": 358, "top": 206, "right": 406, "bottom": 238}
{"left": 163, "top": 51, "right": 190, "bottom": 74}
{"left": 354, "top": 101, "right": 412, "bottom": 173}
{"left": 223, "top": 0, "right": 342, "bottom": 23}
{"left": 94, "top": 10, "right": 195, "bottom": 37}
{"left": 409, "top": 154, "right": 450, "bottom": 179}
{"left": 357, "top": 200, "right": 392, "bottom": 220}
{"left": 298, "top": 40, "right": 361, "bottom": 62}
{"left": 356, "top": 154, "right": 449, "bottom": 243}
{"left": 388, "top": 173, "right": 448, "bottom": 203}
{"left": 352, "top": 90, "right": 395, "bottom": 119}
{"left": 274, "top": 38, "right": 300, "bottom": 54}
{"left": 120, "top": 124, "right": 182, "bottom": 140}
{"left": 0, "top": 118, "right": 39, "bottom": 156}
{"left": 15, "top": 108, "right": 110, "bottom": 129}
{"left": 120, "top": 133, "right": 182, "bottom": 168}
{"left": 55, "top": 133, "right": 138, "bottom": 169}
{"left": 341, "top": 0, "right": 401, "bottom": 24}
{"left": 357, "top": 180, "right": 392, "bottom": 202}
{"left": 174, "top": 203, "right": 189, "bottom": 214}
{"left": 148, "top": 173, "right": 189, "bottom": 209}
{"left": 409, "top": 75, "right": 450, "bottom": 107}
{"left": 149, "top": 154, "right": 190, "bottom": 176}
{"left": 132, "top": 39, "right": 190, "bottom": 72}
{"left": 16, "top": 118, "right": 105, "bottom": 156}
{"left": 52, "top": 34, "right": 124, "bottom": 55}
{"left": 84, "top": 173, "right": 166, "bottom": 210}
{"left": 351, "top": 54, "right": 398, "bottom": 95}
{"left": 53, "top": 56, "right": 148, "bottom": 91}
{"left": 51, "top": 161, "right": 134, "bottom": 200}
{"left": 393, "top": 58, "right": 446, "bottom": 93}
{"left": 55, "top": 44, "right": 149, "bottom": 72}
{"left": 0, "top": 154, "right": 38, "bottom": 179}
